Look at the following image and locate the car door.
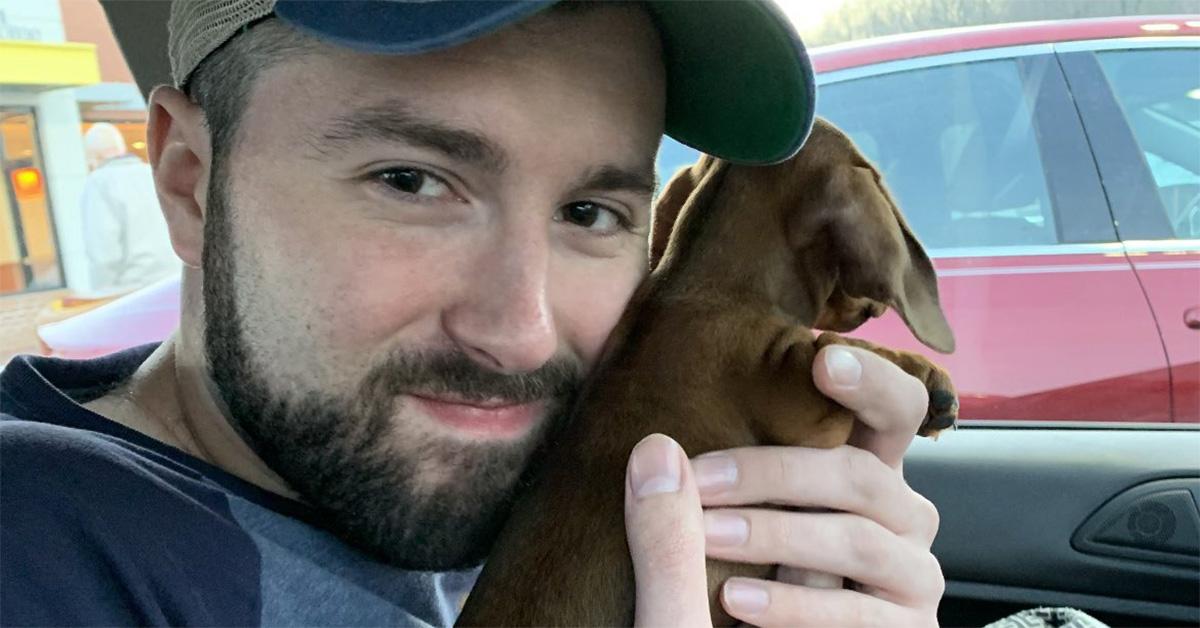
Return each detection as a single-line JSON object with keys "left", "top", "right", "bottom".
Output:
{"left": 889, "top": 38, "right": 1199, "bottom": 628}
{"left": 912, "top": 424, "right": 1199, "bottom": 627}
{"left": 1057, "top": 42, "right": 1200, "bottom": 423}
{"left": 813, "top": 47, "right": 1170, "bottom": 423}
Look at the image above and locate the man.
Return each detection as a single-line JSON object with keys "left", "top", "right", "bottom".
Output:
{"left": 1, "top": 1, "right": 944, "bottom": 626}
{"left": 80, "top": 122, "right": 180, "bottom": 296}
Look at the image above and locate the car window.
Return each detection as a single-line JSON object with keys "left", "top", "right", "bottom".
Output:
{"left": 819, "top": 60, "right": 1058, "bottom": 250}
{"left": 1095, "top": 48, "right": 1200, "bottom": 239}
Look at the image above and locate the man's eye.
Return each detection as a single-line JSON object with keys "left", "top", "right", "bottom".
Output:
{"left": 558, "top": 201, "right": 626, "bottom": 233}
{"left": 374, "top": 168, "right": 455, "bottom": 200}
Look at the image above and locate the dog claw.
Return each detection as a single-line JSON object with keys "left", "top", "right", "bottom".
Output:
{"left": 920, "top": 389, "right": 958, "bottom": 436}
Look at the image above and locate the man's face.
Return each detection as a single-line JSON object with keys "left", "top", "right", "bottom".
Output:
{"left": 203, "top": 5, "right": 665, "bottom": 569}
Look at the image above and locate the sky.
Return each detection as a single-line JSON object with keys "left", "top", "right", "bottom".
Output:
{"left": 775, "top": 0, "right": 847, "bottom": 32}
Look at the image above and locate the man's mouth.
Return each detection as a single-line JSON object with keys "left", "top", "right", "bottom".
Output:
{"left": 409, "top": 394, "right": 544, "bottom": 439}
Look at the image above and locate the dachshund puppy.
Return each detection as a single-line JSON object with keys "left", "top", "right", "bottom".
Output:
{"left": 456, "top": 118, "right": 958, "bottom": 627}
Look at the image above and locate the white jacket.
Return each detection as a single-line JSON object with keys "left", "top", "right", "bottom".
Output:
{"left": 80, "top": 155, "right": 180, "bottom": 296}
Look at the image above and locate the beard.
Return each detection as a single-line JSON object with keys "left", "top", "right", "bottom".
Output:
{"left": 200, "top": 178, "right": 582, "bottom": 570}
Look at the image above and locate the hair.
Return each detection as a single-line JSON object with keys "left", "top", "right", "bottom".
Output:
{"left": 184, "top": 17, "right": 321, "bottom": 175}
{"left": 83, "top": 122, "right": 127, "bottom": 168}
{"left": 184, "top": 3, "right": 612, "bottom": 173}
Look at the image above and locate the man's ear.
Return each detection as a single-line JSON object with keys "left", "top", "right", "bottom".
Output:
{"left": 147, "top": 85, "right": 211, "bottom": 269}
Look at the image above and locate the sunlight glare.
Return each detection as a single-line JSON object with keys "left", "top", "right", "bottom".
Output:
{"left": 775, "top": 0, "right": 846, "bottom": 32}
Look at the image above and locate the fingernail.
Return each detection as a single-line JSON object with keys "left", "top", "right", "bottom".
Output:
{"left": 724, "top": 579, "right": 770, "bottom": 615}
{"left": 630, "top": 434, "right": 681, "bottom": 498}
{"left": 825, "top": 347, "right": 862, "bottom": 387}
{"left": 692, "top": 453, "right": 738, "bottom": 494}
{"left": 704, "top": 512, "right": 749, "bottom": 546}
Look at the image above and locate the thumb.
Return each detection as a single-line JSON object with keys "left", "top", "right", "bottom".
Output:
{"left": 625, "top": 434, "right": 712, "bottom": 627}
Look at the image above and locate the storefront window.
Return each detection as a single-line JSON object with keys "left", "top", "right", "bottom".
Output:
{"left": 0, "top": 108, "right": 63, "bottom": 294}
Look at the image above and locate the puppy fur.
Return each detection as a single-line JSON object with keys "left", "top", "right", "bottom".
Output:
{"left": 456, "top": 119, "right": 958, "bottom": 626}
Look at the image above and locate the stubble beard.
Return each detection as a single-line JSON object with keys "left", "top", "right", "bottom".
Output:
{"left": 200, "top": 176, "right": 581, "bottom": 570}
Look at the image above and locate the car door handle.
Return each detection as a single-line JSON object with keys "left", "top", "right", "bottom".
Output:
{"left": 1186, "top": 307, "right": 1200, "bottom": 330}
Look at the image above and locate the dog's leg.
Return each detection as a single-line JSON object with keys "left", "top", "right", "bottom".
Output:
{"left": 814, "top": 332, "right": 959, "bottom": 436}
{"left": 751, "top": 322, "right": 859, "bottom": 447}
{"left": 711, "top": 323, "right": 861, "bottom": 609}
{"left": 752, "top": 329, "right": 957, "bottom": 603}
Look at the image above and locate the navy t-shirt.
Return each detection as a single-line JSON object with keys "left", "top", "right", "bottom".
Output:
{"left": 0, "top": 346, "right": 477, "bottom": 626}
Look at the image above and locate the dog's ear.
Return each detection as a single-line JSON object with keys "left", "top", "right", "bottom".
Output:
{"left": 872, "top": 176, "right": 955, "bottom": 353}
{"left": 801, "top": 163, "right": 955, "bottom": 353}
{"left": 650, "top": 156, "right": 715, "bottom": 269}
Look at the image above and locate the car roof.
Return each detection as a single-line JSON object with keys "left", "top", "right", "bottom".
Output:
{"left": 809, "top": 14, "right": 1200, "bottom": 73}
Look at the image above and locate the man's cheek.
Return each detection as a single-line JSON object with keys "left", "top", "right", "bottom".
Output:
{"left": 320, "top": 239, "right": 464, "bottom": 346}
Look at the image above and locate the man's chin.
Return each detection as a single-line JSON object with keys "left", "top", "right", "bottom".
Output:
{"left": 308, "top": 421, "right": 544, "bottom": 571}
{"left": 322, "top": 464, "right": 524, "bottom": 571}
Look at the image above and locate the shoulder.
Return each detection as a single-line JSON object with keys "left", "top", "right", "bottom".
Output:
{"left": 0, "top": 415, "right": 247, "bottom": 527}
{"left": 0, "top": 417, "right": 262, "bottom": 625}
{"left": 3, "top": 416, "right": 183, "bottom": 490}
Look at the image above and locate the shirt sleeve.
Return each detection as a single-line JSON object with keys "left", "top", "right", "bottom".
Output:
{"left": 0, "top": 419, "right": 262, "bottom": 626}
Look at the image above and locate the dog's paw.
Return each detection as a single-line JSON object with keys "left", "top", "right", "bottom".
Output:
{"left": 918, "top": 367, "right": 958, "bottom": 437}
{"left": 814, "top": 332, "right": 958, "bottom": 437}
{"left": 921, "top": 388, "right": 958, "bottom": 435}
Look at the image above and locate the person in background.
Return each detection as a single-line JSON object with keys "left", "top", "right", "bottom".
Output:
{"left": 80, "top": 122, "right": 179, "bottom": 296}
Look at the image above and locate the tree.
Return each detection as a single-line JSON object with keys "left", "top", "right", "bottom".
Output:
{"left": 802, "top": 0, "right": 1198, "bottom": 46}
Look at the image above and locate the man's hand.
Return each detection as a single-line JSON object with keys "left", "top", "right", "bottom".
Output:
{"left": 625, "top": 344, "right": 943, "bottom": 627}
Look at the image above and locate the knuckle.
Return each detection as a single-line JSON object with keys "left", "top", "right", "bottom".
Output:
{"left": 905, "top": 551, "right": 945, "bottom": 606}
{"left": 867, "top": 357, "right": 930, "bottom": 422}
{"left": 846, "top": 520, "right": 890, "bottom": 574}
{"left": 841, "top": 447, "right": 883, "bottom": 503}
{"left": 773, "top": 512, "right": 806, "bottom": 558}
{"left": 904, "top": 373, "right": 931, "bottom": 425}
{"left": 918, "top": 492, "right": 941, "bottom": 540}
{"left": 901, "top": 487, "right": 940, "bottom": 542}
{"left": 928, "top": 554, "right": 947, "bottom": 600}
{"left": 777, "top": 451, "right": 800, "bottom": 492}
{"left": 776, "top": 449, "right": 816, "bottom": 504}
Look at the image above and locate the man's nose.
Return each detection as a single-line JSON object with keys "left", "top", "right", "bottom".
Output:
{"left": 443, "top": 230, "right": 558, "bottom": 374}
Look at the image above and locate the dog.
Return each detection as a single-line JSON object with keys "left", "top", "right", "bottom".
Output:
{"left": 455, "top": 118, "right": 958, "bottom": 627}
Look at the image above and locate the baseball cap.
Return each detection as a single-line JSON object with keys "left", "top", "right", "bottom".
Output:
{"left": 110, "top": 0, "right": 816, "bottom": 165}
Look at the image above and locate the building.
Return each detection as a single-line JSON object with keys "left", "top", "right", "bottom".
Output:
{"left": 0, "top": 0, "right": 150, "bottom": 362}
{"left": 0, "top": 0, "right": 147, "bottom": 299}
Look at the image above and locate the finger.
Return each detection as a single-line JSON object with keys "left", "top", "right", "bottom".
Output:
{"left": 625, "top": 434, "right": 712, "bottom": 627}
{"left": 691, "top": 446, "right": 939, "bottom": 541}
{"left": 777, "top": 567, "right": 842, "bottom": 590}
{"left": 703, "top": 508, "right": 944, "bottom": 604}
{"left": 812, "top": 345, "right": 929, "bottom": 469}
{"left": 719, "top": 577, "right": 923, "bottom": 628}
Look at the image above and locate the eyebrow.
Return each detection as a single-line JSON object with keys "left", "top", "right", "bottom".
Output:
{"left": 309, "top": 102, "right": 509, "bottom": 174}
{"left": 574, "top": 164, "right": 657, "bottom": 198}
{"left": 311, "top": 100, "right": 656, "bottom": 198}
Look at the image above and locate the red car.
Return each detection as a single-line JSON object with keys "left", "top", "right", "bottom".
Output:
{"left": 46, "top": 15, "right": 1200, "bottom": 423}
{"left": 660, "top": 14, "right": 1200, "bottom": 423}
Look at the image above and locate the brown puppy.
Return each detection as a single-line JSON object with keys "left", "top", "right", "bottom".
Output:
{"left": 456, "top": 118, "right": 958, "bottom": 627}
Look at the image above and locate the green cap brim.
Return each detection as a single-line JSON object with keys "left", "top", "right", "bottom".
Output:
{"left": 649, "top": 0, "right": 816, "bottom": 165}
{"left": 100, "top": 0, "right": 815, "bottom": 166}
